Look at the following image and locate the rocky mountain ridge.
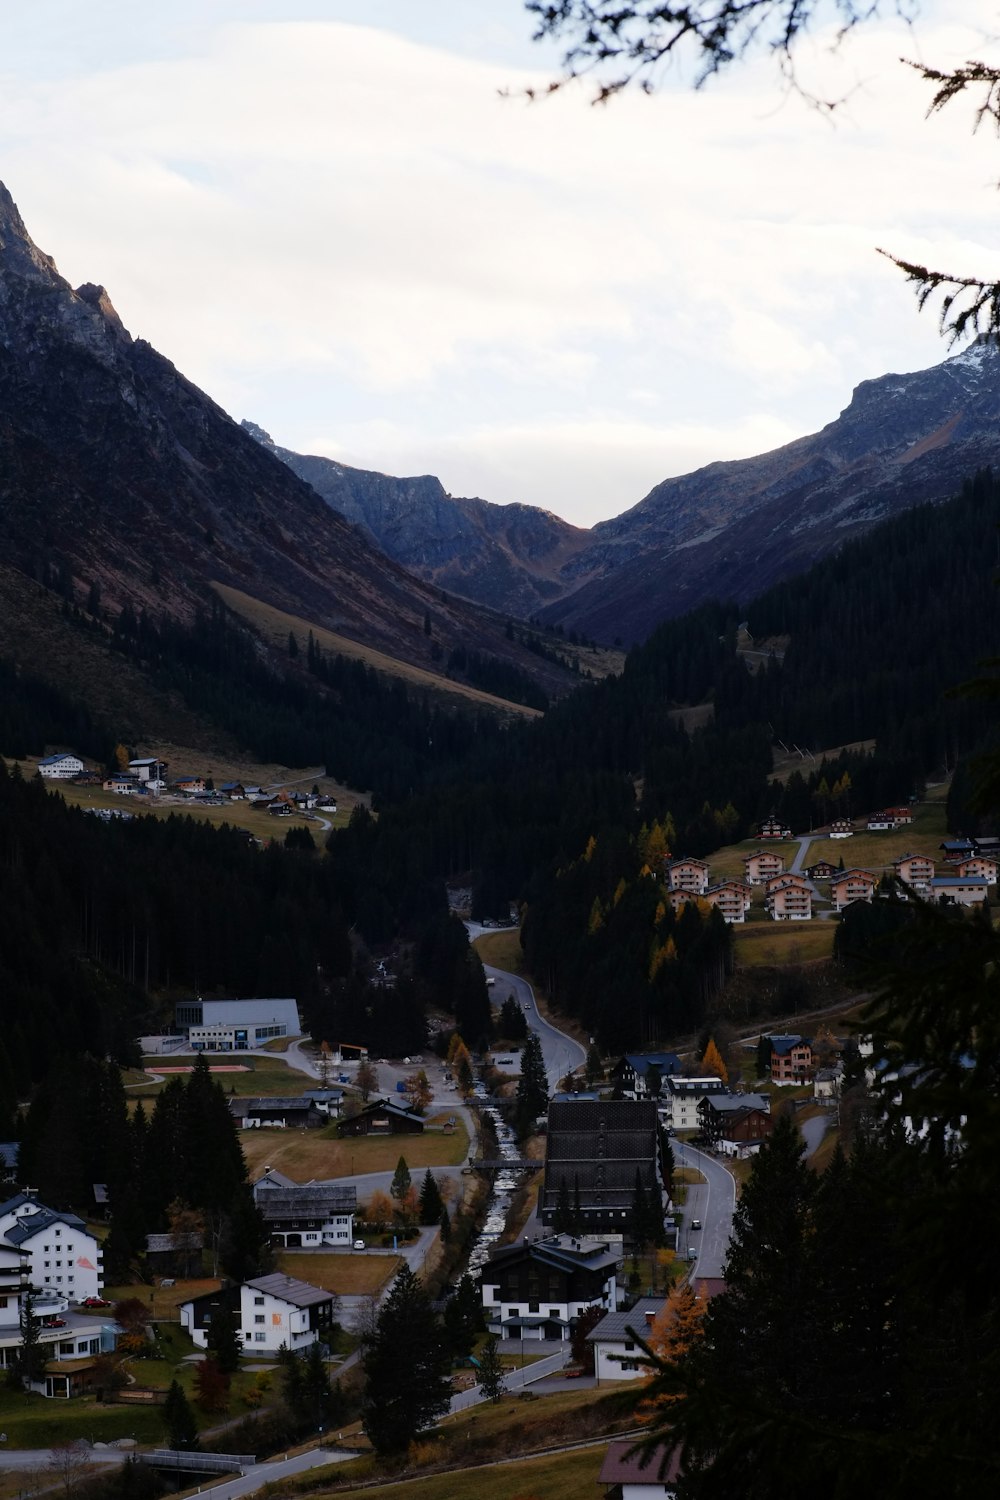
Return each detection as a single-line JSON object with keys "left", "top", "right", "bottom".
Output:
{"left": 0, "top": 182, "right": 574, "bottom": 706}
{"left": 241, "top": 421, "right": 594, "bottom": 620}
{"left": 255, "top": 341, "right": 1000, "bottom": 645}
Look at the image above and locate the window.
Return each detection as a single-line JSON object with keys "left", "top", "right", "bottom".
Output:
{"left": 254, "top": 1296, "right": 265, "bottom": 1305}
{"left": 255, "top": 1315, "right": 265, "bottom": 1324}
{"left": 59, "top": 1342, "right": 74, "bottom": 1355}
{"left": 254, "top": 1332, "right": 266, "bottom": 1343}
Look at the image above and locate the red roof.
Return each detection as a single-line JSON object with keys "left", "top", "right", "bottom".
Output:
{"left": 598, "top": 1439, "right": 680, "bottom": 1488}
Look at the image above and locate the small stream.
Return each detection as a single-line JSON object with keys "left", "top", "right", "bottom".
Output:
{"left": 463, "top": 1103, "right": 526, "bottom": 1278}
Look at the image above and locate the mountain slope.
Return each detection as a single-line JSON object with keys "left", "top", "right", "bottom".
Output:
{"left": 241, "top": 421, "right": 594, "bottom": 618}
{"left": 0, "top": 182, "right": 573, "bottom": 703}
{"left": 541, "top": 341, "right": 1000, "bottom": 641}
{"left": 251, "top": 341, "right": 1000, "bottom": 647}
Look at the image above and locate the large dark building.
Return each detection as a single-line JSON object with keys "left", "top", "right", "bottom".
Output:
{"left": 541, "top": 1099, "right": 660, "bottom": 1233}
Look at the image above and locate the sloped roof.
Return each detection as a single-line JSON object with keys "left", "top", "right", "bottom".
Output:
{"left": 598, "top": 1439, "right": 679, "bottom": 1489}
{"left": 587, "top": 1296, "right": 664, "bottom": 1344}
{"left": 246, "top": 1273, "right": 334, "bottom": 1309}
{"left": 6, "top": 1207, "right": 87, "bottom": 1244}
{"left": 257, "top": 1185, "right": 356, "bottom": 1220}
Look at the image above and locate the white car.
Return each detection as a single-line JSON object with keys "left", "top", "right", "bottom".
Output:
{"left": 353, "top": 1239, "right": 365, "bottom": 1250}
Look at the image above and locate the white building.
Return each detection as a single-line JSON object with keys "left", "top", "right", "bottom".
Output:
{"left": 181, "top": 1273, "right": 338, "bottom": 1355}
{"left": 660, "top": 1076, "right": 728, "bottom": 1132}
{"left": 598, "top": 1439, "right": 678, "bottom": 1497}
{"left": 589, "top": 1296, "right": 663, "bottom": 1382}
{"left": 0, "top": 1194, "right": 103, "bottom": 1302}
{"left": 481, "top": 1235, "right": 623, "bottom": 1342}
{"left": 253, "top": 1172, "right": 356, "bottom": 1248}
{"left": 175, "top": 996, "right": 302, "bottom": 1050}
{"left": 37, "top": 754, "right": 84, "bottom": 780}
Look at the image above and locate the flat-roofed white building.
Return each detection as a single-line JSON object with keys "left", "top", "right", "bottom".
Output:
{"left": 175, "top": 997, "right": 301, "bottom": 1050}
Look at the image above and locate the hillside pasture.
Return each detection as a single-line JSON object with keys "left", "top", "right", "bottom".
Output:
{"left": 237, "top": 1119, "right": 470, "bottom": 1181}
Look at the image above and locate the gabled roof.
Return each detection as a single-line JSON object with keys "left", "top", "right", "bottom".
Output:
{"left": 6, "top": 1207, "right": 87, "bottom": 1244}
{"left": 700, "top": 1092, "right": 770, "bottom": 1115}
{"left": 256, "top": 1185, "right": 357, "bottom": 1220}
{"left": 586, "top": 1296, "right": 664, "bottom": 1344}
{"left": 665, "top": 1076, "right": 727, "bottom": 1097}
{"left": 767, "top": 1034, "right": 807, "bottom": 1055}
{"left": 485, "top": 1234, "right": 620, "bottom": 1280}
{"left": 245, "top": 1273, "right": 336, "bottom": 1309}
{"left": 620, "top": 1053, "right": 682, "bottom": 1077}
{"left": 598, "top": 1439, "right": 679, "bottom": 1489}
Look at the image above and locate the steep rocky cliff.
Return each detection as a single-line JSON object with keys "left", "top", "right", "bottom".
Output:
{"left": 0, "top": 182, "right": 572, "bottom": 696}
{"left": 242, "top": 422, "right": 594, "bottom": 619}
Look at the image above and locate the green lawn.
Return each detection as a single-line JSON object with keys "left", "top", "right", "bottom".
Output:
{"left": 131, "top": 1058, "right": 318, "bottom": 1098}
{"left": 327, "top": 1445, "right": 607, "bottom": 1500}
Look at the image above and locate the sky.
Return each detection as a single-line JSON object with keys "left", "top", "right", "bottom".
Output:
{"left": 0, "top": 1, "right": 997, "bottom": 527}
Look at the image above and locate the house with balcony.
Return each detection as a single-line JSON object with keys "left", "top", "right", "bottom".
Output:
{"left": 743, "top": 850, "right": 785, "bottom": 885}
{"left": 955, "top": 856, "right": 998, "bottom": 885}
{"left": 931, "top": 875, "right": 989, "bottom": 907}
{"left": 703, "top": 881, "right": 752, "bottom": 923}
{"left": 806, "top": 859, "right": 839, "bottom": 881}
{"left": 37, "top": 753, "right": 85, "bottom": 780}
{"left": 757, "top": 813, "right": 791, "bottom": 840}
{"left": 830, "top": 869, "right": 878, "bottom": 912}
{"left": 765, "top": 1035, "right": 814, "bottom": 1085}
{"left": 0, "top": 1194, "right": 103, "bottom": 1302}
{"left": 665, "top": 859, "right": 710, "bottom": 895}
{"left": 698, "top": 1094, "right": 772, "bottom": 1155}
{"left": 181, "top": 1273, "right": 337, "bottom": 1355}
{"left": 765, "top": 874, "right": 812, "bottom": 921}
{"left": 829, "top": 818, "right": 854, "bottom": 839}
{"left": 252, "top": 1173, "right": 356, "bottom": 1248}
{"left": 481, "top": 1234, "right": 622, "bottom": 1342}
{"left": 660, "top": 1076, "right": 729, "bottom": 1132}
{"left": 893, "top": 853, "right": 935, "bottom": 891}
{"left": 612, "top": 1054, "right": 682, "bottom": 1100}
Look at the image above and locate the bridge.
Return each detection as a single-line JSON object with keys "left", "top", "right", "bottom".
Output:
{"left": 462, "top": 1159, "right": 540, "bottom": 1172}
{"left": 137, "top": 1450, "right": 256, "bottom": 1475}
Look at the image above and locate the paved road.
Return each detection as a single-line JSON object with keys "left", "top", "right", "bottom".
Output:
{"left": 449, "top": 1345, "right": 570, "bottom": 1413}
{"left": 673, "top": 1141, "right": 736, "bottom": 1280}
{"left": 467, "top": 937, "right": 586, "bottom": 1093}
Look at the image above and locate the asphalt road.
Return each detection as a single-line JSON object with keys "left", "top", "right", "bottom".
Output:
{"left": 673, "top": 1140, "right": 736, "bottom": 1280}
{"left": 466, "top": 938, "right": 587, "bottom": 1092}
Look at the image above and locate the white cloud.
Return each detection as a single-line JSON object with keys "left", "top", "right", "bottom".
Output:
{"left": 0, "top": 2, "right": 995, "bottom": 523}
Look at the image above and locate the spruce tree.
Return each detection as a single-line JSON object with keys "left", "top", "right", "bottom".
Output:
{"left": 163, "top": 1379, "right": 198, "bottom": 1450}
{"left": 390, "top": 1156, "right": 412, "bottom": 1206}
{"left": 362, "top": 1266, "right": 451, "bottom": 1453}
{"left": 418, "top": 1168, "right": 444, "bottom": 1225}
{"left": 205, "top": 1305, "right": 242, "bottom": 1376}
{"left": 477, "top": 1335, "right": 507, "bottom": 1403}
{"left": 514, "top": 1031, "right": 548, "bottom": 1136}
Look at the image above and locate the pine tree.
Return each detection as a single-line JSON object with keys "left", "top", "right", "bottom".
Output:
{"left": 362, "top": 1266, "right": 451, "bottom": 1453}
{"left": 205, "top": 1304, "right": 242, "bottom": 1375}
{"left": 390, "top": 1156, "right": 412, "bottom": 1206}
{"left": 477, "top": 1335, "right": 507, "bottom": 1403}
{"left": 514, "top": 1031, "right": 548, "bottom": 1136}
{"left": 163, "top": 1379, "right": 199, "bottom": 1450}
{"left": 442, "top": 1274, "right": 482, "bottom": 1359}
{"left": 418, "top": 1169, "right": 444, "bottom": 1225}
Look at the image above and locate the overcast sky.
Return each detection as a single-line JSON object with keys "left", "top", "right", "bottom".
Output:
{"left": 1, "top": 1, "right": 996, "bottom": 526}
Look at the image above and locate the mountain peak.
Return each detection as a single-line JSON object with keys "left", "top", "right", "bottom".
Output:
{"left": 0, "top": 181, "right": 60, "bottom": 283}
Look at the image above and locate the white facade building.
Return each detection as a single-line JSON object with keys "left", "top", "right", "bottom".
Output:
{"left": 37, "top": 754, "right": 84, "bottom": 780}
{"left": 181, "top": 1273, "right": 337, "bottom": 1355}
{"left": 589, "top": 1297, "right": 663, "bottom": 1382}
{"left": 176, "top": 996, "right": 302, "bottom": 1050}
{"left": 0, "top": 1195, "right": 103, "bottom": 1302}
{"left": 660, "top": 1076, "right": 728, "bottom": 1132}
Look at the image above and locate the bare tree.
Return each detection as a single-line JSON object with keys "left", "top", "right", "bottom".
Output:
{"left": 45, "top": 1443, "right": 93, "bottom": 1497}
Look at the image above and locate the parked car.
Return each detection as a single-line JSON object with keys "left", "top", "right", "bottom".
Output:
{"left": 353, "top": 1239, "right": 365, "bottom": 1250}
{"left": 690, "top": 1219, "right": 702, "bottom": 1231}
{"left": 82, "top": 1296, "right": 110, "bottom": 1308}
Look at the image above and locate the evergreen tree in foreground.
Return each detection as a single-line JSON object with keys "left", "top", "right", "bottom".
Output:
{"left": 477, "top": 1335, "right": 507, "bottom": 1403}
{"left": 514, "top": 1031, "right": 548, "bottom": 1137}
{"left": 418, "top": 1168, "right": 444, "bottom": 1225}
{"left": 362, "top": 1266, "right": 451, "bottom": 1454}
{"left": 163, "top": 1380, "right": 198, "bottom": 1450}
